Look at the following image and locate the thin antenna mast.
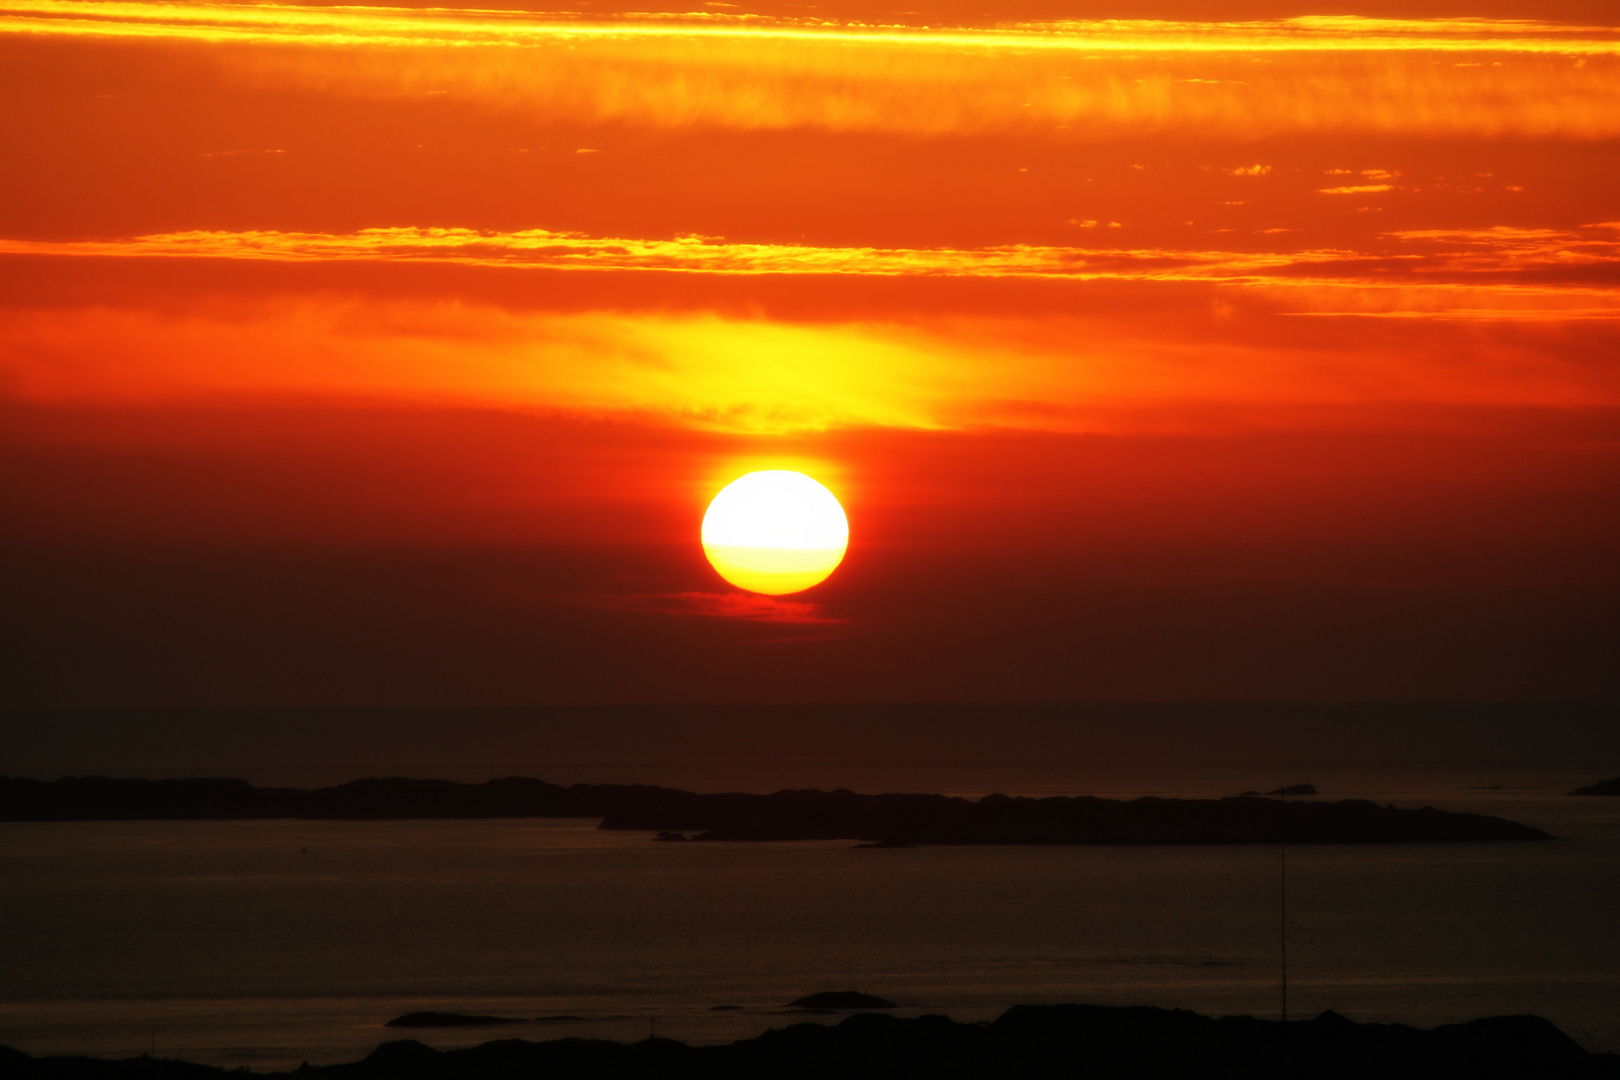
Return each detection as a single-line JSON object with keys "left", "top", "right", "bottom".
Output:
{"left": 1279, "top": 782, "right": 1288, "bottom": 1024}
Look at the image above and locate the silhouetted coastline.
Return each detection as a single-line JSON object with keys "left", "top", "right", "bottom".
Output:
{"left": 0, "top": 776, "right": 1551, "bottom": 844}
{"left": 5, "top": 1004, "right": 1617, "bottom": 1079}
{"left": 1569, "top": 776, "right": 1620, "bottom": 796}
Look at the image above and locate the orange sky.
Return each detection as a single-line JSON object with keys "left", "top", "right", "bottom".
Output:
{"left": 2, "top": 0, "right": 1617, "bottom": 706}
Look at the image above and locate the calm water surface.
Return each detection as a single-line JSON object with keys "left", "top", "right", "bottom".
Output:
{"left": 2, "top": 778, "right": 1617, "bottom": 1068}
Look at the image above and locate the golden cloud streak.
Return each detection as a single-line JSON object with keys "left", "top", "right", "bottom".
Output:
{"left": 4, "top": 4, "right": 1616, "bottom": 52}
{"left": 4, "top": 4, "right": 1620, "bottom": 137}
{"left": 0, "top": 228, "right": 1334, "bottom": 280}
{"left": 5, "top": 225, "right": 1619, "bottom": 297}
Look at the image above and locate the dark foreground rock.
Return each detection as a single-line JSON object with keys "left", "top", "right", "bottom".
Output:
{"left": 5, "top": 1005, "right": 1618, "bottom": 1080}
{"left": 384, "top": 1014, "right": 524, "bottom": 1029}
{"left": 0, "top": 776, "right": 1552, "bottom": 845}
{"left": 1569, "top": 776, "right": 1620, "bottom": 796}
{"left": 789, "top": 992, "right": 896, "bottom": 1009}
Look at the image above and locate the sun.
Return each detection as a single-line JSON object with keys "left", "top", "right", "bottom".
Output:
{"left": 702, "top": 471, "right": 849, "bottom": 595}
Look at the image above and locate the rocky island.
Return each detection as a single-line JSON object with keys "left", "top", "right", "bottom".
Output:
{"left": 0, "top": 775, "right": 1551, "bottom": 845}
{"left": 3, "top": 1004, "right": 1616, "bottom": 1079}
{"left": 1569, "top": 776, "right": 1620, "bottom": 796}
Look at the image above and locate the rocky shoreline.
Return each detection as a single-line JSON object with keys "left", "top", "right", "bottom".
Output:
{"left": 4, "top": 1004, "right": 1617, "bottom": 1079}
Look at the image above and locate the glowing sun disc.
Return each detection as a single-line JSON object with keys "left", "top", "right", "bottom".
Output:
{"left": 702, "top": 471, "right": 849, "bottom": 595}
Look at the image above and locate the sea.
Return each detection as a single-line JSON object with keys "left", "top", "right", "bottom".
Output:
{"left": 1, "top": 708, "right": 1618, "bottom": 1068}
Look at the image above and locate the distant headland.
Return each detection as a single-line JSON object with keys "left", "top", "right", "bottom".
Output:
{"left": 4, "top": 1003, "right": 1616, "bottom": 1079}
{"left": 1569, "top": 776, "right": 1620, "bottom": 796}
{"left": 0, "top": 776, "right": 1551, "bottom": 845}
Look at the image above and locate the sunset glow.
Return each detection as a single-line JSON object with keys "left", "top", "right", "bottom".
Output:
{"left": 1, "top": 0, "right": 1616, "bottom": 704}
{"left": 5, "top": 1, "right": 1620, "bottom": 1072}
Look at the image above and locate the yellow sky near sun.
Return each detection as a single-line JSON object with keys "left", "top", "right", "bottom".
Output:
{"left": 4, "top": 299, "right": 1616, "bottom": 434}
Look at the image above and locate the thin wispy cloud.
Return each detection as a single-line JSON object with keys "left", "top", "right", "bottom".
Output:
{"left": 601, "top": 591, "right": 845, "bottom": 625}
